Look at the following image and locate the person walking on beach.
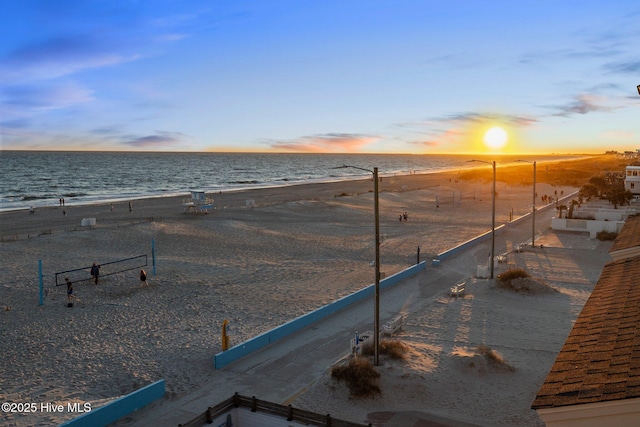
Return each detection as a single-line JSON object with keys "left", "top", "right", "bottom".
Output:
{"left": 139, "top": 269, "right": 148, "bottom": 287}
{"left": 65, "top": 278, "right": 75, "bottom": 305}
{"left": 91, "top": 263, "right": 100, "bottom": 284}
{"left": 129, "top": 201, "right": 132, "bottom": 213}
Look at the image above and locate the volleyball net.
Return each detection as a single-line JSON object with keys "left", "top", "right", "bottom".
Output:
{"left": 55, "top": 255, "right": 148, "bottom": 286}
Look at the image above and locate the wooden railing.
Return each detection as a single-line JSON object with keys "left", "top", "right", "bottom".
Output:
{"left": 178, "top": 392, "right": 371, "bottom": 427}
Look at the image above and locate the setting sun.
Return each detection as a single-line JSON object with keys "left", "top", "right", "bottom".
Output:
{"left": 483, "top": 127, "right": 508, "bottom": 150}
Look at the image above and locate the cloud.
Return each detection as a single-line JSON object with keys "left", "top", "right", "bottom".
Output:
{"left": 604, "top": 60, "right": 640, "bottom": 74}
{"left": 0, "top": 35, "right": 136, "bottom": 84}
{"left": 398, "top": 112, "right": 537, "bottom": 132}
{"left": 1, "top": 82, "right": 93, "bottom": 116}
{"left": 437, "top": 112, "right": 538, "bottom": 127}
{"left": 551, "top": 94, "right": 613, "bottom": 117}
{"left": 267, "top": 133, "right": 378, "bottom": 152}
{"left": 121, "top": 131, "right": 189, "bottom": 149}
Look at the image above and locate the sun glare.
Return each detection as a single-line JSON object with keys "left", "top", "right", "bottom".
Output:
{"left": 483, "top": 127, "right": 508, "bottom": 150}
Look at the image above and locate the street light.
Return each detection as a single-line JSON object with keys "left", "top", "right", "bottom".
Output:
{"left": 333, "top": 165, "right": 381, "bottom": 366}
{"left": 517, "top": 160, "right": 537, "bottom": 247}
{"left": 468, "top": 160, "right": 496, "bottom": 279}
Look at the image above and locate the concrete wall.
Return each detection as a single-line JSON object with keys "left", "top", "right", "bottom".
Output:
{"left": 59, "top": 380, "right": 165, "bottom": 427}
{"left": 551, "top": 218, "right": 624, "bottom": 238}
{"left": 214, "top": 262, "right": 426, "bottom": 369}
{"left": 572, "top": 207, "right": 637, "bottom": 221}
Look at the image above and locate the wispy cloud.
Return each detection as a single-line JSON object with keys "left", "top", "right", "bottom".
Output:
{"left": 2, "top": 82, "right": 93, "bottom": 112}
{"left": 397, "top": 112, "right": 537, "bottom": 133}
{"left": 0, "top": 35, "right": 136, "bottom": 84}
{"left": 268, "top": 133, "right": 378, "bottom": 152}
{"left": 604, "top": 60, "right": 640, "bottom": 74}
{"left": 551, "top": 94, "right": 613, "bottom": 117}
{"left": 121, "top": 131, "right": 190, "bottom": 149}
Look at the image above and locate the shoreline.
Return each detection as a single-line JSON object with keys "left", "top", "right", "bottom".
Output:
{"left": 0, "top": 154, "right": 593, "bottom": 213}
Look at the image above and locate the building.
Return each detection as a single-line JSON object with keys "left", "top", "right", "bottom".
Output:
{"left": 624, "top": 162, "right": 640, "bottom": 195}
{"left": 532, "top": 215, "right": 640, "bottom": 427}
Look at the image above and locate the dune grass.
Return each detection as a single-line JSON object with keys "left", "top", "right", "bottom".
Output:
{"left": 331, "top": 357, "right": 381, "bottom": 398}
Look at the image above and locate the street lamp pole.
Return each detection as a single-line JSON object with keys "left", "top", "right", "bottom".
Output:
{"left": 333, "top": 165, "right": 381, "bottom": 366}
{"left": 518, "top": 160, "right": 537, "bottom": 247}
{"left": 373, "top": 167, "right": 380, "bottom": 367}
{"left": 469, "top": 160, "right": 496, "bottom": 279}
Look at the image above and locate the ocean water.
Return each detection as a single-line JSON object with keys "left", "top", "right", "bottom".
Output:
{"left": 0, "top": 151, "right": 569, "bottom": 212}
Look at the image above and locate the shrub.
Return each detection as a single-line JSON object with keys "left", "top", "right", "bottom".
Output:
{"left": 362, "top": 339, "right": 408, "bottom": 360}
{"left": 476, "top": 345, "right": 515, "bottom": 372}
{"left": 496, "top": 268, "right": 530, "bottom": 284}
{"left": 496, "top": 269, "right": 556, "bottom": 294}
{"left": 596, "top": 230, "right": 618, "bottom": 241}
{"left": 330, "top": 357, "right": 381, "bottom": 398}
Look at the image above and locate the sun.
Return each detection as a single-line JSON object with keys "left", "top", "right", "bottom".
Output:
{"left": 483, "top": 127, "right": 508, "bottom": 150}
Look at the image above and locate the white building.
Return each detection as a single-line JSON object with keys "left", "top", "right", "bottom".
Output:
{"left": 624, "top": 162, "right": 640, "bottom": 195}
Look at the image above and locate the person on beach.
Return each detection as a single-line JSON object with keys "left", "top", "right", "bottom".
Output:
{"left": 139, "top": 269, "right": 148, "bottom": 287}
{"left": 65, "top": 278, "right": 75, "bottom": 303}
{"left": 129, "top": 201, "right": 132, "bottom": 213}
{"left": 91, "top": 263, "right": 100, "bottom": 284}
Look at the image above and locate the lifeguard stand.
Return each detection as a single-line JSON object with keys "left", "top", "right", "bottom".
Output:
{"left": 183, "top": 191, "right": 214, "bottom": 214}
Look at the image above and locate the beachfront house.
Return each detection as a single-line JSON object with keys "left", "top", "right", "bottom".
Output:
{"left": 532, "top": 215, "right": 640, "bottom": 427}
{"left": 624, "top": 162, "right": 640, "bottom": 195}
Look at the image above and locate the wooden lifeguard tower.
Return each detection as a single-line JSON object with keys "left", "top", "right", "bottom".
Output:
{"left": 183, "top": 191, "right": 214, "bottom": 214}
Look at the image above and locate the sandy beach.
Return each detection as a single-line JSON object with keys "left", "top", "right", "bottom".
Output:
{"left": 0, "top": 159, "right": 609, "bottom": 426}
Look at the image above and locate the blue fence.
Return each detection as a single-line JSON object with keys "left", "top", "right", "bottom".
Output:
{"left": 59, "top": 380, "right": 165, "bottom": 427}
{"left": 214, "top": 261, "right": 426, "bottom": 369}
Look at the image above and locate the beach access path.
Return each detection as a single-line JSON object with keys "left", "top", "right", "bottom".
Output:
{"left": 119, "top": 203, "right": 610, "bottom": 427}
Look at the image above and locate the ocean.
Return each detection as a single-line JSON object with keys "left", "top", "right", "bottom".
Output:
{"left": 0, "top": 151, "right": 572, "bottom": 212}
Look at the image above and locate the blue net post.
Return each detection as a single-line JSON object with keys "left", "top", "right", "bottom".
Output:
{"left": 38, "top": 259, "right": 44, "bottom": 306}
{"left": 152, "top": 238, "right": 156, "bottom": 276}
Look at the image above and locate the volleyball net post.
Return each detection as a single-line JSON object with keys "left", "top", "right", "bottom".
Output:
{"left": 39, "top": 259, "right": 44, "bottom": 306}
{"left": 152, "top": 238, "right": 156, "bottom": 276}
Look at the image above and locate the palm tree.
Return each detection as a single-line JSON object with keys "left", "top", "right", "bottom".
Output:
{"left": 556, "top": 203, "right": 568, "bottom": 219}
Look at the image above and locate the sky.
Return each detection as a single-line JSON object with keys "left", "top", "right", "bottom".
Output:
{"left": 1, "top": 0, "right": 639, "bottom": 154}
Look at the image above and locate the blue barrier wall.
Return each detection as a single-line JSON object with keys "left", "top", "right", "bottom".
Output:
{"left": 59, "top": 380, "right": 165, "bottom": 427}
{"left": 214, "top": 261, "right": 426, "bottom": 369}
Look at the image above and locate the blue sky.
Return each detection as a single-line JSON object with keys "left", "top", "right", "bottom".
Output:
{"left": 1, "top": 0, "right": 639, "bottom": 154}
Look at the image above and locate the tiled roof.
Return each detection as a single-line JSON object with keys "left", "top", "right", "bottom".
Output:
{"left": 532, "top": 255, "right": 640, "bottom": 409}
{"left": 610, "top": 215, "right": 640, "bottom": 254}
